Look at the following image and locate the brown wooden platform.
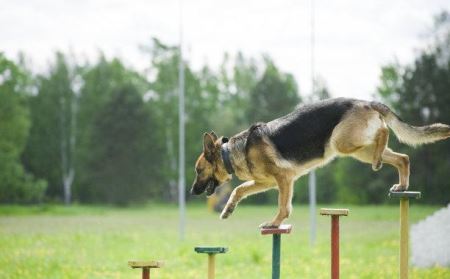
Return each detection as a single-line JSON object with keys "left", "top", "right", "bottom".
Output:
{"left": 260, "top": 224, "right": 292, "bottom": 235}
{"left": 128, "top": 260, "right": 163, "bottom": 269}
{"left": 320, "top": 208, "right": 349, "bottom": 216}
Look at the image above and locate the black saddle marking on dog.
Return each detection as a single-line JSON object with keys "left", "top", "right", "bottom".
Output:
{"left": 267, "top": 98, "right": 355, "bottom": 163}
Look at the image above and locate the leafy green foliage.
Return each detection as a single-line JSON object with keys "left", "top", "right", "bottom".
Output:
{"left": 247, "top": 58, "right": 300, "bottom": 123}
{"left": 82, "top": 85, "right": 161, "bottom": 204}
{"left": 22, "top": 53, "right": 74, "bottom": 200}
{"left": 0, "top": 53, "right": 46, "bottom": 203}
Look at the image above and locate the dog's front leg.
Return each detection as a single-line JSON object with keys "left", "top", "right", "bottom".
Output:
{"left": 220, "top": 180, "right": 272, "bottom": 219}
{"left": 260, "top": 176, "right": 294, "bottom": 228}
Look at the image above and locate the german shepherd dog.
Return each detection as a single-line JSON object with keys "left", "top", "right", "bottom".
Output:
{"left": 190, "top": 98, "right": 450, "bottom": 228}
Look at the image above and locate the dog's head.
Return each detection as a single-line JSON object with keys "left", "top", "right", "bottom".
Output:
{"left": 190, "top": 131, "right": 231, "bottom": 196}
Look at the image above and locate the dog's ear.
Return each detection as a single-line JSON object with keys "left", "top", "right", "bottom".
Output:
{"left": 203, "top": 133, "right": 216, "bottom": 161}
{"left": 210, "top": 131, "right": 218, "bottom": 141}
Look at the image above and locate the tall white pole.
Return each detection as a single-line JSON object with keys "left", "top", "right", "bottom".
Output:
{"left": 178, "top": 0, "right": 186, "bottom": 241}
{"left": 309, "top": 0, "right": 317, "bottom": 246}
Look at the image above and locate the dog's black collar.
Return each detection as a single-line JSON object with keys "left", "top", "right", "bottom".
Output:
{"left": 221, "top": 142, "right": 234, "bottom": 174}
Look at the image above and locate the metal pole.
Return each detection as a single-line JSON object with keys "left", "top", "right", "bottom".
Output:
{"left": 272, "top": 234, "right": 281, "bottom": 279}
{"left": 178, "top": 0, "right": 186, "bottom": 241}
{"left": 399, "top": 198, "right": 409, "bottom": 279}
{"left": 208, "top": 254, "right": 215, "bottom": 279}
{"left": 308, "top": 0, "right": 317, "bottom": 246}
{"left": 331, "top": 216, "right": 340, "bottom": 279}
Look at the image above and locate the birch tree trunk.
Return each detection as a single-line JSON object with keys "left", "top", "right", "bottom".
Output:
{"left": 60, "top": 80, "right": 78, "bottom": 205}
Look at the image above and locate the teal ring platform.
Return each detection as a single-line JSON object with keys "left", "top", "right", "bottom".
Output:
{"left": 388, "top": 191, "right": 421, "bottom": 199}
{"left": 194, "top": 247, "right": 228, "bottom": 254}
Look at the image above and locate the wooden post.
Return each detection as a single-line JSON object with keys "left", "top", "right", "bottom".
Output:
{"left": 128, "top": 260, "right": 163, "bottom": 279}
{"left": 195, "top": 247, "right": 228, "bottom": 279}
{"left": 388, "top": 191, "right": 421, "bottom": 279}
{"left": 261, "top": 224, "right": 292, "bottom": 279}
{"left": 208, "top": 254, "right": 215, "bottom": 279}
{"left": 320, "top": 208, "right": 349, "bottom": 279}
{"left": 142, "top": 267, "right": 149, "bottom": 279}
{"left": 331, "top": 215, "right": 339, "bottom": 279}
{"left": 400, "top": 198, "right": 409, "bottom": 279}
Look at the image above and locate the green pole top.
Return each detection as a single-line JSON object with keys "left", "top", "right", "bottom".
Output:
{"left": 194, "top": 247, "right": 228, "bottom": 254}
{"left": 388, "top": 191, "right": 421, "bottom": 199}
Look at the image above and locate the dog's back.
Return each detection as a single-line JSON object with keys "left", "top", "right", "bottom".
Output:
{"left": 266, "top": 98, "right": 356, "bottom": 163}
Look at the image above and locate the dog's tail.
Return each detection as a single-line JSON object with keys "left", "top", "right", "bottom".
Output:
{"left": 370, "top": 101, "right": 450, "bottom": 146}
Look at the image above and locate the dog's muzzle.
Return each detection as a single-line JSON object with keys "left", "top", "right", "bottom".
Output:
{"left": 190, "top": 178, "right": 219, "bottom": 196}
{"left": 205, "top": 180, "right": 217, "bottom": 196}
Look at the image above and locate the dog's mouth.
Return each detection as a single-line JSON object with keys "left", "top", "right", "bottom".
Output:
{"left": 205, "top": 177, "right": 222, "bottom": 197}
{"left": 205, "top": 180, "right": 217, "bottom": 196}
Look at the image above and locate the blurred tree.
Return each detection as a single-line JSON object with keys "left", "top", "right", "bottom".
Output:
{"left": 211, "top": 52, "right": 259, "bottom": 134}
{"left": 75, "top": 56, "right": 154, "bottom": 202}
{"left": 83, "top": 85, "right": 160, "bottom": 205}
{"left": 22, "top": 52, "right": 75, "bottom": 202}
{"left": 0, "top": 53, "right": 46, "bottom": 203}
{"left": 142, "top": 39, "right": 185, "bottom": 202}
{"left": 246, "top": 57, "right": 300, "bottom": 123}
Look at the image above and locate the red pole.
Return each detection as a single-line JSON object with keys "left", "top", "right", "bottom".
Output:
{"left": 331, "top": 215, "right": 339, "bottom": 279}
{"left": 142, "top": 268, "right": 150, "bottom": 279}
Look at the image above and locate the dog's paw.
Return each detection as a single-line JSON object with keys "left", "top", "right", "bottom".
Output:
{"left": 390, "top": 184, "right": 407, "bottom": 192}
{"left": 372, "top": 160, "right": 383, "bottom": 171}
{"left": 220, "top": 203, "right": 236, "bottom": 219}
{"left": 259, "top": 221, "right": 280, "bottom": 229}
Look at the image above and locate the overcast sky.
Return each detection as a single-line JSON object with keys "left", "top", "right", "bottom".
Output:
{"left": 1, "top": 0, "right": 449, "bottom": 100}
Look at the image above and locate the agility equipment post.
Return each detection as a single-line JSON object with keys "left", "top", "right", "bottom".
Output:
{"left": 320, "top": 208, "right": 349, "bottom": 279}
{"left": 194, "top": 247, "right": 228, "bottom": 279}
{"left": 388, "top": 191, "right": 421, "bottom": 279}
{"left": 128, "top": 260, "right": 163, "bottom": 279}
{"left": 261, "top": 224, "right": 292, "bottom": 279}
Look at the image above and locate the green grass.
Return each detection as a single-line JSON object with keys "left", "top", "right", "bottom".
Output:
{"left": 0, "top": 203, "right": 448, "bottom": 278}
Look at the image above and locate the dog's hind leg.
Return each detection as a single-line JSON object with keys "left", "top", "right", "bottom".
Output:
{"left": 351, "top": 146, "right": 410, "bottom": 192}
{"left": 220, "top": 181, "right": 273, "bottom": 219}
{"left": 372, "top": 127, "right": 389, "bottom": 171}
{"left": 259, "top": 176, "right": 294, "bottom": 228}
{"left": 381, "top": 148, "right": 410, "bottom": 191}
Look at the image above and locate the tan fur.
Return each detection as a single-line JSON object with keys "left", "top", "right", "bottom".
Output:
{"left": 193, "top": 101, "right": 446, "bottom": 228}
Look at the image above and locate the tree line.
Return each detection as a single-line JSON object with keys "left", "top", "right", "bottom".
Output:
{"left": 1, "top": 13, "right": 449, "bottom": 205}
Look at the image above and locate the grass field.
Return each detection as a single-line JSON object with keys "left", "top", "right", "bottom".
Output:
{"left": 0, "top": 203, "right": 449, "bottom": 279}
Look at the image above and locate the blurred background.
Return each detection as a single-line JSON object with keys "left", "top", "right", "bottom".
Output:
{"left": 1, "top": 1, "right": 450, "bottom": 278}
{"left": 1, "top": 0, "right": 449, "bottom": 206}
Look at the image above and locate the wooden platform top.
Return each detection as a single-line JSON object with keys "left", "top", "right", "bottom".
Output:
{"left": 320, "top": 208, "right": 349, "bottom": 216}
{"left": 260, "top": 224, "right": 292, "bottom": 235}
{"left": 194, "top": 247, "right": 228, "bottom": 254}
{"left": 388, "top": 191, "right": 421, "bottom": 199}
{"left": 128, "top": 260, "right": 163, "bottom": 268}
